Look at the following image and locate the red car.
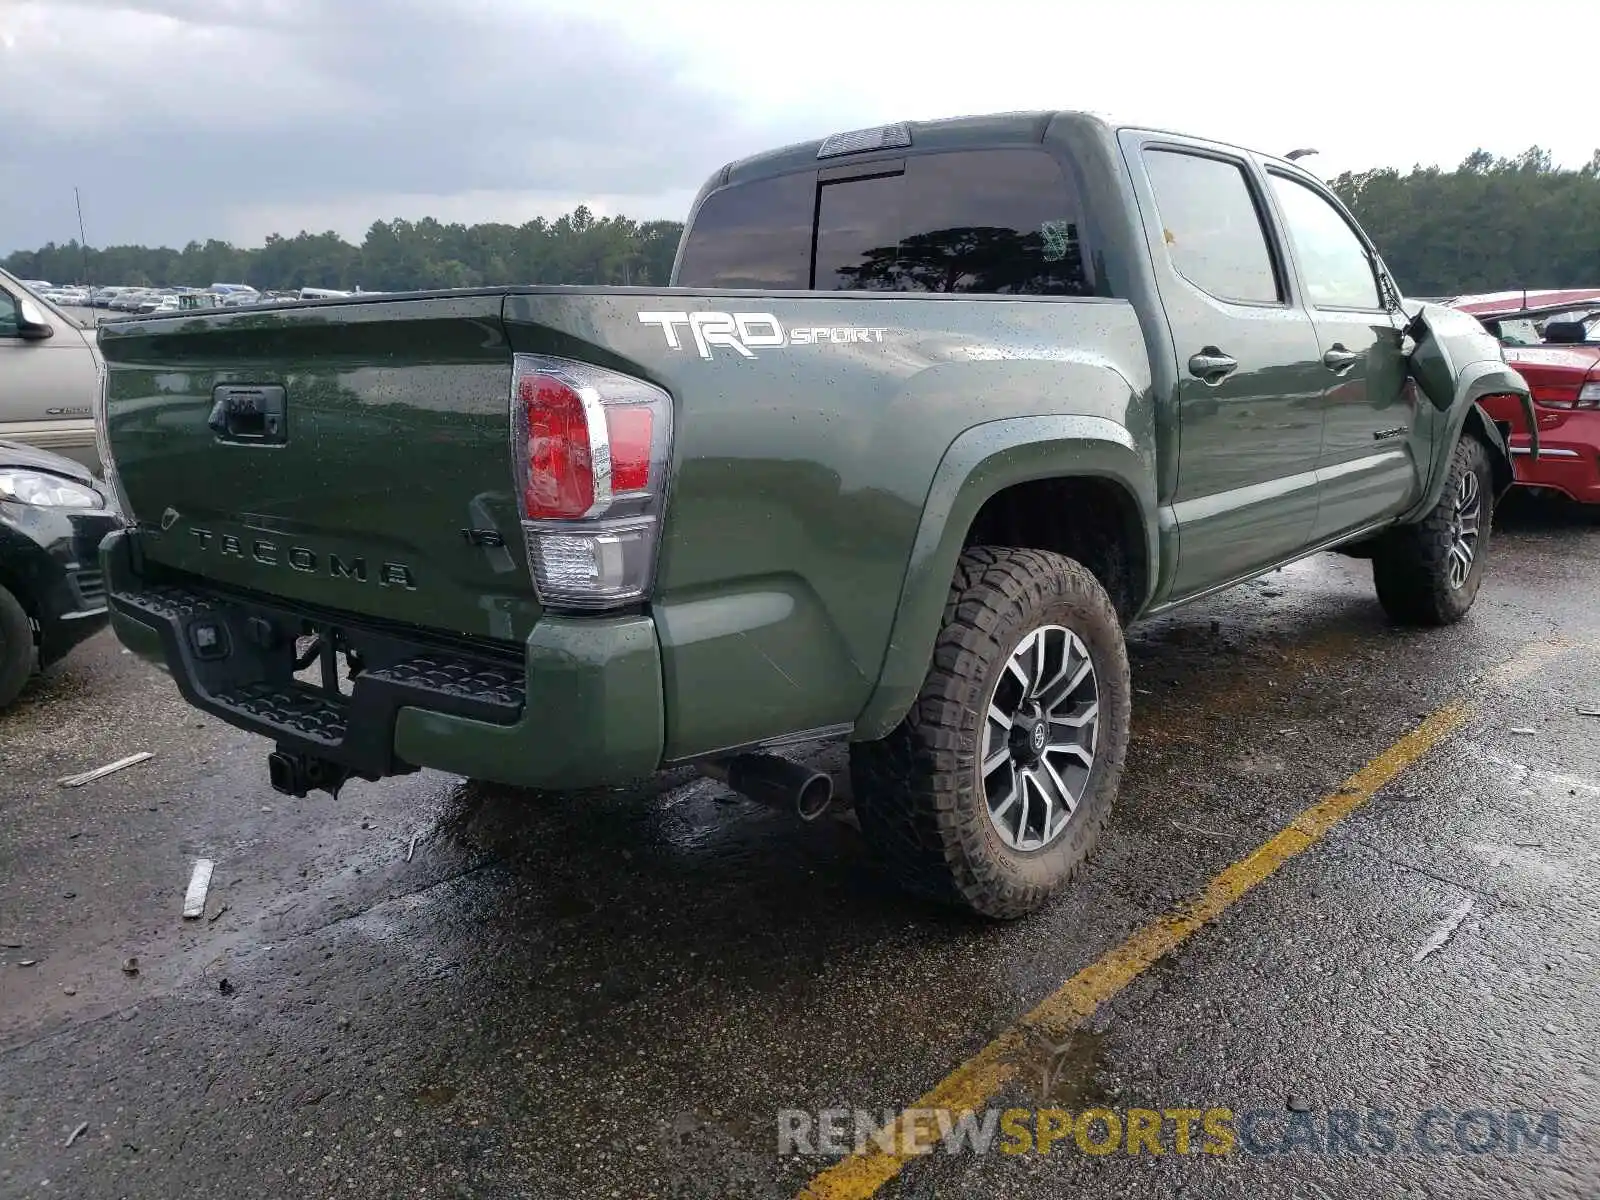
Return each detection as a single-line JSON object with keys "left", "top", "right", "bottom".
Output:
{"left": 1450, "top": 289, "right": 1600, "bottom": 503}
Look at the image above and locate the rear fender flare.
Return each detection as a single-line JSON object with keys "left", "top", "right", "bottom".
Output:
{"left": 852, "top": 415, "right": 1157, "bottom": 741}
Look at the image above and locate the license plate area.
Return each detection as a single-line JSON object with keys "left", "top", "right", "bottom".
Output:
{"left": 293, "top": 629, "right": 359, "bottom": 699}
{"left": 112, "top": 580, "right": 526, "bottom": 776}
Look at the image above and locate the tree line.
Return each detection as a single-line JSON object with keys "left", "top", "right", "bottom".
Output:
{"left": 1330, "top": 147, "right": 1600, "bottom": 297}
{"left": 7, "top": 148, "right": 1600, "bottom": 297}
{"left": 4, "top": 206, "right": 684, "bottom": 292}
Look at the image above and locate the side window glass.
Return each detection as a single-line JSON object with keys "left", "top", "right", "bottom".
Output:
{"left": 0, "top": 292, "right": 18, "bottom": 338}
{"left": 1142, "top": 149, "right": 1280, "bottom": 305}
{"left": 1267, "top": 173, "right": 1382, "bottom": 310}
{"left": 1495, "top": 318, "right": 1541, "bottom": 346}
{"left": 814, "top": 149, "right": 1094, "bottom": 295}
{"left": 675, "top": 172, "right": 815, "bottom": 289}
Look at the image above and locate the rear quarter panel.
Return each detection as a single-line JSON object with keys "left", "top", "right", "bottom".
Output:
{"left": 504, "top": 289, "right": 1154, "bottom": 760}
{"left": 1501, "top": 345, "right": 1600, "bottom": 409}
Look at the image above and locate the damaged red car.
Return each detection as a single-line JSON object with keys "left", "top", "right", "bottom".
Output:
{"left": 1451, "top": 289, "right": 1600, "bottom": 503}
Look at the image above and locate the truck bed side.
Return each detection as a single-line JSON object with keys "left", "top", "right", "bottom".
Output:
{"left": 100, "top": 287, "right": 1154, "bottom": 771}
{"left": 504, "top": 290, "right": 1154, "bottom": 759}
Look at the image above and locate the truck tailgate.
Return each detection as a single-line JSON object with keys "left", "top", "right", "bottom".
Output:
{"left": 98, "top": 295, "right": 537, "bottom": 643}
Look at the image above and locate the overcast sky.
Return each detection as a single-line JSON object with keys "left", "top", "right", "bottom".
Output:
{"left": 4, "top": 0, "right": 1596, "bottom": 253}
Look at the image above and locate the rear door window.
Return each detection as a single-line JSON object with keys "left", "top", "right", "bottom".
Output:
{"left": 813, "top": 149, "right": 1093, "bottom": 295}
{"left": 1141, "top": 149, "right": 1281, "bottom": 305}
{"left": 674, "top": 172, "right": 815, "bottom": 289}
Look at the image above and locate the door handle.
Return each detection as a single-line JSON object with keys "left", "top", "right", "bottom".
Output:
{"left": 1322, "top": 345, "right": 1360, "bottom": 373}
{"left": 1187, "top": 348, "right": 1238, "bottom": 386}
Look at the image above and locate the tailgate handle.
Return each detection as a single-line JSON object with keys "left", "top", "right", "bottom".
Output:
{"left": 208, "top": 385, "right": 288, "bottom": 445}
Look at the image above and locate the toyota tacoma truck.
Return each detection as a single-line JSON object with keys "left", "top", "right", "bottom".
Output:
{"left": 95, "top": 111, "right": 1533, "bottom": 918}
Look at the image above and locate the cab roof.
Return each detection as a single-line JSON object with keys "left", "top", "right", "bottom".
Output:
{"left": 715, "top": 109, "right": 1295, "bottom": 189}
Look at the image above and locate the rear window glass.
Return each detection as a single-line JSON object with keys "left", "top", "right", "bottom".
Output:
{"left": 814, "top": 149, "right": 1092, "bottom": 295}
{"left": 675, "top": 172, "right": 814, "bottom": 289}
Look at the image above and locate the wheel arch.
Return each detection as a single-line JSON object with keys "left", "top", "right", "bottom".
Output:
{"left": 1461, "top": 403, "right": 1514, "bottom": 499}
{"left": 852, "top": 415, "right": 1157, "bottom": 740}
{"left": 1402, "top": 360, "right": 1522, "bottom": 523}
{"left": 0, "top": 528, "right": 43, "bottom": 624}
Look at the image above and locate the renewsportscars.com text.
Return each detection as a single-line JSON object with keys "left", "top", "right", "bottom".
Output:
{"left": 778, "top": 1106, "right": 1564, "bottom": 1158}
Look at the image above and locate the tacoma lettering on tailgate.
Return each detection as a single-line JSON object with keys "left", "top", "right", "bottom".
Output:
{"left": 188, "top": 528, "right": 417, "bottom": 590}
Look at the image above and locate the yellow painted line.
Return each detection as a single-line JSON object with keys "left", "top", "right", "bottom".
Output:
{"left": 797, "top": 701, "right": 1472, "bottom": 1200}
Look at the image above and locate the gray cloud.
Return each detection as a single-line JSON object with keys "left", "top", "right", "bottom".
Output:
{"left": 1, "top": 0, "right": 807, "bottom": 251}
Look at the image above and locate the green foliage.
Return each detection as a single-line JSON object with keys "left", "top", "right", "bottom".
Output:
{"left": 3, "top": 206, "right": 686, "bottom": 291}
{"left": 1331, "top": 146, "right": 1600, "bottom": 296}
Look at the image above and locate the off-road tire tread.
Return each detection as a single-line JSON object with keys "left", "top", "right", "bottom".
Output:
{"left": 850, "top": 547, "right": 1130, "bottom": 919}
{"left": 0, "top": 585, "right": 34, "bottom": 710}
{"left": 1372, "top": 435, "right": 1493, "bottom": 626}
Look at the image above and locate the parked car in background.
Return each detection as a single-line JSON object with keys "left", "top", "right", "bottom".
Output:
{"left": 0, "top": 439, "right": 122, "bottom": 708}
{"left": 0, "top": 267, "right": 102, "bottom": 475}
{"left": 1452, "top": 289, "right": 1600, "bottom": 503}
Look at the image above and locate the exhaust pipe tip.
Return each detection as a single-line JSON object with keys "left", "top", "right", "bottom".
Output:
{"left": 700, "top": 753, "right": 835, "bottom": 822}
{"left": 793, "top": 769, "right": 834, "bottom": 822}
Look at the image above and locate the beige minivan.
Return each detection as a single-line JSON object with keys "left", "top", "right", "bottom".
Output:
{"left": 0, "top": 267, "right": 102, "bottom": 475}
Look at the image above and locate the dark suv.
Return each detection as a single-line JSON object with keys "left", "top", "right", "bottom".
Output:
{"left": 0, "top": 440, "right": 123, "bottom": 708}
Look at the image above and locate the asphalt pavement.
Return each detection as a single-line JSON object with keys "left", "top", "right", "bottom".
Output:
{"left": 1, "top": 494, "right": 1597, "bottom": 1199}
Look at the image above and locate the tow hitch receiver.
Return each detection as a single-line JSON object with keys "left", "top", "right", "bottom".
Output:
{"left": 268, "top": 747, "right": 361, "bottom": 800}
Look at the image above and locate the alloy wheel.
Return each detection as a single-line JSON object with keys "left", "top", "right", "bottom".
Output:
{"left": 1447, "top": 468, "right": 1482, "bottom": 590}
{"left": 980, "top": 624, "right": 1099, "bottom": 852}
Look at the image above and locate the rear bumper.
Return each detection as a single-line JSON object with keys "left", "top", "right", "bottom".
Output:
{"left": 101, "top": 529, "right": 664, "bottom": 789}
{"left": 1509, "top": 430, "right": 1600, "bottom": 504}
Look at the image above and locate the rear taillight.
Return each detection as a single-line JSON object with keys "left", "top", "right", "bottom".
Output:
{"left": 1544, "top": 380, "right": 1600, "bottom": 410}
{"left": 510, "top": 354, "right": 672, "bottom": 609}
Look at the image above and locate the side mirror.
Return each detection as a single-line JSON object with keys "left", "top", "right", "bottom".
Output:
{"left": 15, "top": 296, "right": 55, "bottom": 340}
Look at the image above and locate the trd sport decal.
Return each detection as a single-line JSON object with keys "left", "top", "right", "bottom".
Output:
{"left": 638, "top": 311, "right": 888, "bottom": 360}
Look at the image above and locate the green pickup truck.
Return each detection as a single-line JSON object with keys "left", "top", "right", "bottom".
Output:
{"left": 95, "top": 111, "right": 1533, "bottom": 918}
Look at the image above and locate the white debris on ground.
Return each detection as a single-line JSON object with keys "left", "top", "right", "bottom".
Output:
{"left": 182, "top": 858, "right": 215, "bottom": 919}
{"left": 57, "top": 751, "right": 154, "bottom": 788}
{"left": 1413, "top": 898, "right": 1475, "bottom": 963}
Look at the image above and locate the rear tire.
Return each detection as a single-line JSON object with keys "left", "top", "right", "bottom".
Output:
{"left": 0, "top": 585, "right": 35, "bottom": 711}
{"left": 850, "top": 547, "right": 1131, "bottom": 919}
{"left": 1372, "top": 435, "right": 1494, "bottom": 626}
